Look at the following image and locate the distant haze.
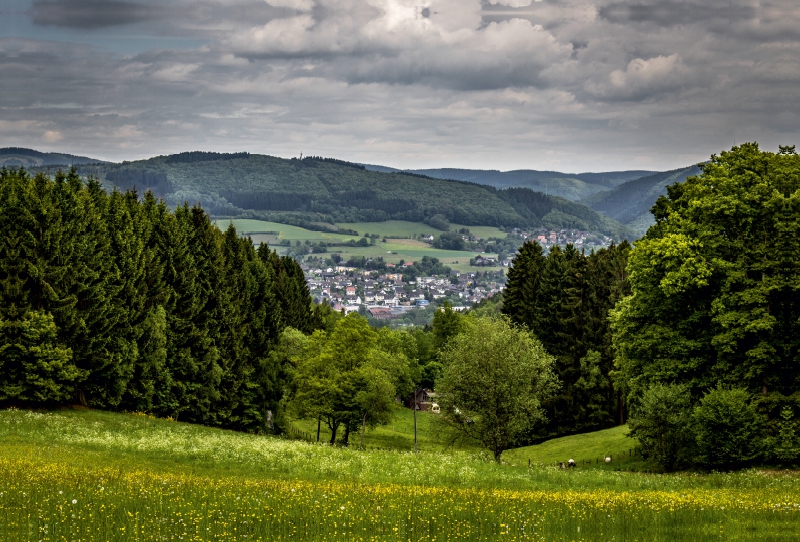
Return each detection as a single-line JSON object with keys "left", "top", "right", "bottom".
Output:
{"left": 1, "top": 0, "right": 799, "bottom": 171}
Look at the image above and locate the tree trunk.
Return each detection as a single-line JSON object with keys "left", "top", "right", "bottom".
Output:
{"left": 342, "top": 424, "right": 350, "bottom": 446}
{"left": 316, "top": 416, "right": 321, "bottom": 442}
{"left": 329, "top": 420, "right": 339, "bottom": 445}
{"left": 360, "top": 412, "right": 367, "bottom": 448}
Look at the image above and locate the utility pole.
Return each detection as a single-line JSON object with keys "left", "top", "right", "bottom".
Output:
{"left": 413, "top": 388, "right": 418, "bottom": 454}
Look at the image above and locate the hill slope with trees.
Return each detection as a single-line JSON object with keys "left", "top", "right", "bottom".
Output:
{"left": 30, "top": 152, "right": 635, "bottom": 239}
{"left": 0, "top": 147, "right": 106, "bottom": 168}
{"left": 580, "top": 165, "right": 703, "bottom": 234}
{"left": 365, "top": 165, "right": 654, "bottom": 201}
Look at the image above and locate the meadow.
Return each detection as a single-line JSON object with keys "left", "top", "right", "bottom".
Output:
{"left": 219, "top": 219, "right": 500, "bottom": 272}
{"left": 1, "top": 408, "right": 798, "bottom": 541}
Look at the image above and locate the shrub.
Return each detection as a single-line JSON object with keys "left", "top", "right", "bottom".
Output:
{"left": 692, "top": 387, "right": 764, "bottom": 470}
{"left": 626, "top": 384, "right": 693, "bottom": 472}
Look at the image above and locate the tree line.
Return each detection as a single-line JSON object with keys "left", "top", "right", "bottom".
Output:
{"left": 0, "top": 167, "right": 328, "bottom": 432}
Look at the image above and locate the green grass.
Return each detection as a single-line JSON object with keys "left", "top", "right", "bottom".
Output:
{"left": 290, "top": 407, "right": 469, "bottom": 451}
{"left": 336, "top": 221, "right": 506, "bottom": 240}
{"left": 2, "top": 408, "right": 797, "bottom": 540}
{"left": 505, "top": 426, "right": 640, "bottom": 468}
{"left": 218, "top": 219, "right": 498, "bottom": 272}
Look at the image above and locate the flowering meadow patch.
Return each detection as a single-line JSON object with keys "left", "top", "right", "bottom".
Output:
{"left": 0, "top": 409, "right": 798, "bottom": 540}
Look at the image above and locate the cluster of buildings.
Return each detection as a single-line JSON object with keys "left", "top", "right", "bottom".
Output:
{"left": 300, "top": 265, "right": 505, "bottom": 319}
{"left": 510, "top": 227, "right": 613, "bottom": 248}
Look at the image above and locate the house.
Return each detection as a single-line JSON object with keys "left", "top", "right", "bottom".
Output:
{"left": 405, "top": 388, "right": 438, "bottom": 411}
{"left": 368, "top": 307, "right": 394, "bottom": 320}
{"left": 344, "top": 295, "right": 362, "bottom": 305}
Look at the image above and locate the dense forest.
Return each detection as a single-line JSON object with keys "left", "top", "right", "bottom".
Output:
{"left": 0, "top": 166, "right": 330, "bottom": 432}
{"left": 502, "top": 241, "right": 631, "bottom": 437}
{"left": 30, "top": 153, "right": 634, "bottom": 239}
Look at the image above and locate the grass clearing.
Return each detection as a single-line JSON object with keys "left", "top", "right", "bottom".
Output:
{"left": 290, "top": 407, "right": 464, "bottom": 451}
{"left": 1, "top": 408, "right": 798, "bottom": 540}
{"left": 505, "top": 426, "right": 640, "bottom": 469}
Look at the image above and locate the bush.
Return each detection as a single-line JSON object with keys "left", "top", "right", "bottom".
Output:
{"left": 692, "top": 387, "right": 764, "bottom": 470}
{"left": 426, "top": 214, "right": 450, "bottom": 231}
{"left": 626, "top": 384, "right": 693, "bottom": 472}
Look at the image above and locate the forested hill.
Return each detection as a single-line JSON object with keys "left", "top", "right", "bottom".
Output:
{"left": 0, "top": 147, "right": 106, "bottom": 168}
{"left": 580, "top": 165, "right": 703, "bottom": 235}
{"left": 363, "top": 165, "right": 654, "bottom": 201}
{"left": 29, "top": 151, "right": 634, "bottom": 239}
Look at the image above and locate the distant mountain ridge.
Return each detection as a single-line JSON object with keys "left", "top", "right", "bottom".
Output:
{"left": 580, "top": 165, "right": 703, "bottom": 235}
{"left": 362, "top": 164, "right": 654, "bottom": 201}
{"left": 8, "top": 146, "right": 702, "bottom": 240}
{"left": 0, "top": 147, "right": 106, "bottom": 167}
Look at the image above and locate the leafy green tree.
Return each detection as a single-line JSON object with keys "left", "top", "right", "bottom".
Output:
{"left": 291, "top": 314, "right": 403, "bottom": 445}
{"left": 612, "top": 144, "right": 800, "bottom": 418}
{"left": 436, "top": 316, "right": 558, "bottom": 461}
{"left": 431, "top": 301, "right": 465, "bottom": 353}
{"left": 692, "top": 387, "right": 764, "bottom": 470}
{"left": 626, "top": 384, "right": 693, "bottom": 472}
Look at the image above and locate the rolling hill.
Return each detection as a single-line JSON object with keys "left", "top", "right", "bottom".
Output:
{"left": 0, "top": 147, "right": 106, "bottom": 168}
{"left": 580, "top": 165, "right": 703, "bottom": 235}
{"left": 27, "top": 151, "right": 636, "bottom": 239}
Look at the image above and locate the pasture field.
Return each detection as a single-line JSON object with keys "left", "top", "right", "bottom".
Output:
{"left": 219, "top": 219, "right": 495, "bottom": 272}
{"left": 504, "top": 426, "right": 641, "bottom": 469}
{"left": 1, "top": 408, "right": 798, "bottom": 541}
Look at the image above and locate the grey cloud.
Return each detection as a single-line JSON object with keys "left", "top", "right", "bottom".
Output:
{"left": 598, "top": 1, "right": 756, "bottom": 27}
{"left": 31, "top": 0, "right": 168, "bottom": 29}
{"left": 4, "top": 1, "right": 800, "bottom": 171}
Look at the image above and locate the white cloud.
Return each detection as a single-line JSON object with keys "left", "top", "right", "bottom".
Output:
{"left": 42, "top": 130, "right": 63, "bottom": 142}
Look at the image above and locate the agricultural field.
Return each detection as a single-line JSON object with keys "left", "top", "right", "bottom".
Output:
{"left": 1, "top": 408, "right": 798, "bottom": 541}
{"left": 335, "top": 221, "right": 507, "bottom": 241}
{"left": 220, "top": 219, "right": 497, "bottom": 273}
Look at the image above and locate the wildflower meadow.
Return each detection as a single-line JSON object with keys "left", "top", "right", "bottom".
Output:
{"left": 1, "top": 408, "right": 798, "bottom": 541}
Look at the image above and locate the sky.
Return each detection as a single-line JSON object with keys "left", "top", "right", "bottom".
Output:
{"left": 1, "top": 0, "right": 799, "bottom": 172}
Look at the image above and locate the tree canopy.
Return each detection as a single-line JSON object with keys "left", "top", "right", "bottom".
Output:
{"left": 611, "top": 143, "right": 800, "bottom": 418}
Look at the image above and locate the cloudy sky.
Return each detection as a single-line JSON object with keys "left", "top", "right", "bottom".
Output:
{"left": 1, "top": 0, "right": 798, "bottom": 171}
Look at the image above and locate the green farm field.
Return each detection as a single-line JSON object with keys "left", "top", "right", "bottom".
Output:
{"left": 1, "top": 408, "right": 798, "bottom": 541}
{"left": 219, "top": 219, "right": 497, "bottom": 272}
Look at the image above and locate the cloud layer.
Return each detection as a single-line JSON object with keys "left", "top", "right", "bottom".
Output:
{"left": 1, "top": 0, "right": 799, "bottom": 171}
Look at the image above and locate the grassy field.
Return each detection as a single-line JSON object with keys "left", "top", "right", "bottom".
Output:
{"left": 219, "top": 219, "right": 496, "bottom": 272}
{"left": 290, "top": 407, "right": 465, "bottom": 451}
{"left": 336, "top": 221, "right": 506, "bottom": 240}
{"left": 505, "top": 426, "right": 640, "bottom": 468}
{"left": 1, "top": 408, "right": 798, "bottom": 540}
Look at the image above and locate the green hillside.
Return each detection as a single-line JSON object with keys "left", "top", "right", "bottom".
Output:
{"left": 581, "top": 165, "right": 702, "bottom": 235}
{"left": 504, "top": 426, "right": 640, "bottom": 468}
{"left": 402, "top": 168, "right": 654, "bottom": 200}
{"left": 33, "top": 152, "right": 635, "bottom": 239}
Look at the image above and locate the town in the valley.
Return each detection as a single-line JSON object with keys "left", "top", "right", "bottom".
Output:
{"left": 298, "top": 227, "right": 613, "bottom": 323}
